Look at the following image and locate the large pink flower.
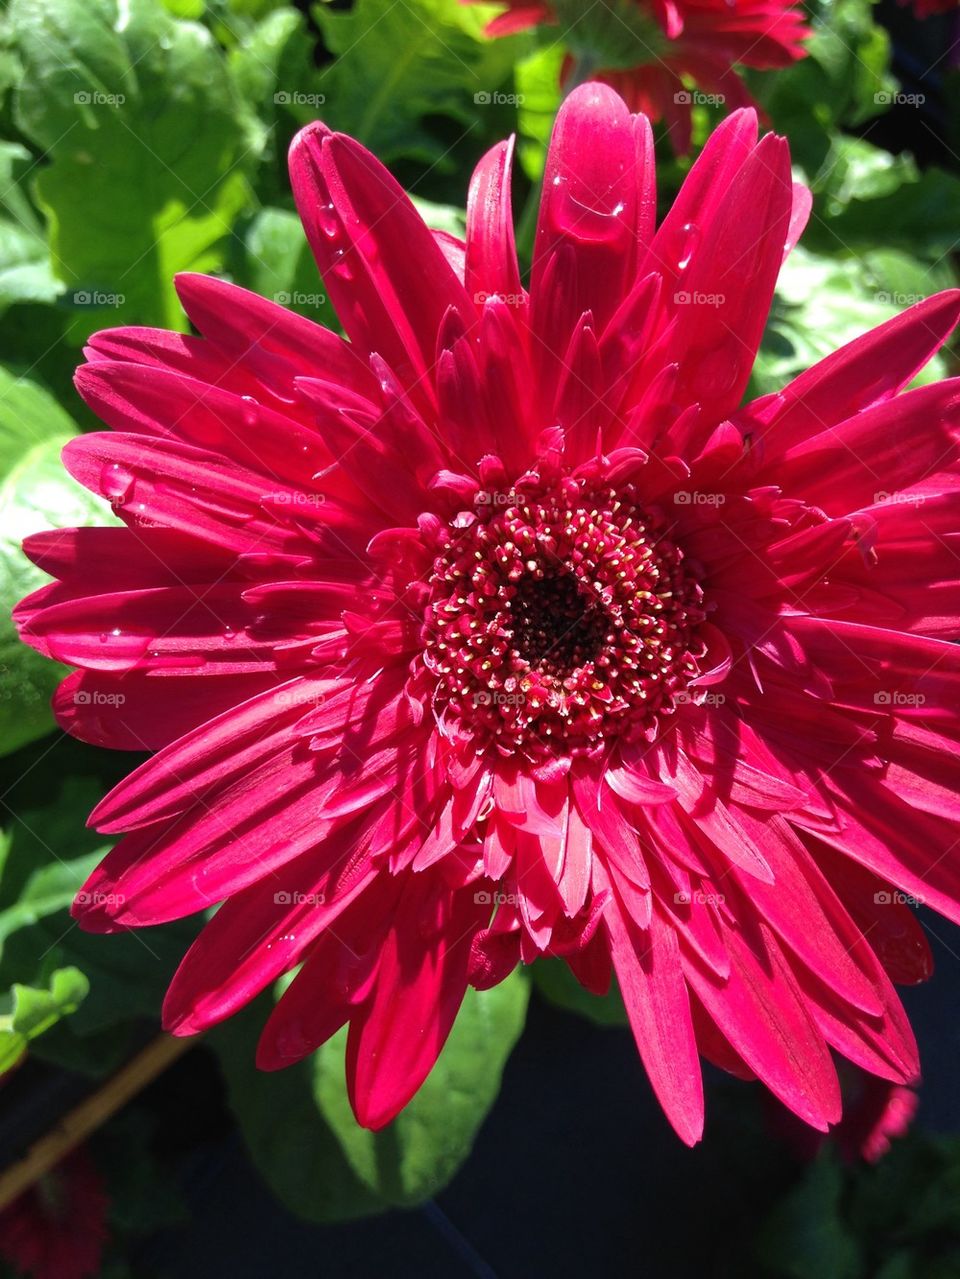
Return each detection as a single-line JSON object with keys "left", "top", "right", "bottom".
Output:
{"left": 16, "top": 85, "right": 960, "bottom": 1142}
{"left": 476, "top": 0, "right": 810, "bottom": 151}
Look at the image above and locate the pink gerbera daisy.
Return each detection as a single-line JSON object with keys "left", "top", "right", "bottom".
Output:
{"left": 16, "top": 84, "right": 960, "bottom": 1143}
{"left": 474, "top": 0, "right": 810, "bottom": 151}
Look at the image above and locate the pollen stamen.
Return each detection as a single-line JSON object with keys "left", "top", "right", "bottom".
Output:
{"left": 420, "top": 475, "right": 708, "bottom": 759}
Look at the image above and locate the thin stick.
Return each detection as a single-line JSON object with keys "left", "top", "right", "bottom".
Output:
{"left": 0, "top": 1032, "right": 194, "bottom": 1210}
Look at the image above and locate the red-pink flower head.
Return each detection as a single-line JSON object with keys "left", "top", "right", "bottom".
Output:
{"left": 475, "top": 0, "right": 810, "bottom": 151}
{"left": 17, "top": 84, "right": 960, "bottom": 1142}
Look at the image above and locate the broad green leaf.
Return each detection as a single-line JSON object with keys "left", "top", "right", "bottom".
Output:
{"left": 0, "top": 965, "right": 89, "bottom": 1072}
{"left": 312, "top": 0, "right": 525, "bottom": 167}
{"left": 0, "top": 776, "right": 112, "bottom": 960}
{"left": 216, "top": 972, "right": 528, "bottom": 1221}
{"left": 233, "top": 196, "right": 465, "bottom": 330}
{"left": 232, "top": 206, "right": 335, "bottom": 326}
{"left": 516, "top": 43, "right": 564, "bottom": 181}
{"left": 226, "top": 6, "right": 319, "bottom": 205}
{"left": 94, "top": 1110, "right": 189, "bottom": 1233}
{"left": 533, "top": 958, "right": 627, "bottom": 1027}
{"left": 817, "top": 165, "right": 960, "bottom": 255}
{"left": 815, "top": 137, "right": 917, "bottom": 211}
{"left": 228, "top": 5, "right": 314, "bottom": 106}
{"left": 315, "top": 974, "right": 529, "bottom": 1208}
{"left": 410, "top": 196, "right": 466, "bottom": 241}
{"left": 0, "top": 762, "right": 197, "bottom": 1073}
{"left": 753, "top": 247, "right": 950, "bottom": 402}
{"left": 0, "top": 142, "right": 62, "bottom": 314}
{"left": 750, "top": 0, "right": 894, "bottom": 177}
{"left": 212, "top": 996, "right": 390, "bottom": 1223}
{"left": 10, "top": 0, "right": 263, "bottom": 339}
{"left": 756, "top": 1154, "right": 864, "bottom": 1279}
{"left": 162, "top": 0, "right": 206, "bottom": 16}
{"left": 0, "top": 368, "right": 110, "bottom": 757}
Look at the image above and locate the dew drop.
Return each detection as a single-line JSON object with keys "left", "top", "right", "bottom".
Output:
{"left": 676, "top": 222, "right": 701, "bottom": 271}
{"left": 319, "top": 202, "right": 339, "bottom": 238}
{"left": 100, "top": 463, "right": 135, "bottom": 505}
{"left": 331, "top": 248, "right": 354, "bottom": 282}
{"left": 240, "top": 396, "right": 260, "bottom": 430}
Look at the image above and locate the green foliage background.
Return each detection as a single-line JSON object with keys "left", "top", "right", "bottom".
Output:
{"left": 0, "top": 0, "right": 956, "bottom": 1267}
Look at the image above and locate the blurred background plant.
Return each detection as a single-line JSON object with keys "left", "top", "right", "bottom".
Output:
{"left": 0, "top": 0, "right": 957, "bottom": 1274}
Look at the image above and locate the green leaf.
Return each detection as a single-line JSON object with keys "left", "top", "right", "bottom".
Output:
{"left": 0, "top": 762, "right": 197, "bottom": 1074}
{"left": 9, "top": 0, "right": 262, "bottom": 339}
{"left": 215, "top": 972, "right": 528, "bottom": 1222}
{"left": 0, "top": 368, "right": 111, "bottom": 757}
{"left": 752, "top": 247, "right": 950, "bottom": 402}
{"left": 0, "top": 965, "right": 89, "bottom": 1072}
{"left": 0, "top": 776, "right": 112, "bottom": 961}
{"left": 228, "top": 6, "right": 314, "bottom": 108}
{"left": 0, "top": 142, "right": 62, "bottom": 315}
{"left": 312, "top": 0, "right": 525, "bottom": 167}
{"left": 750, "top": 0, "right": 894, "bottom": 176}
{"left": 314, "top": 973, "right": 529, "bottom": 1207}
{"left": 226, "top": 6, "right": 319, "bottom": 203}
{"left": 516, "top": 43, "right": 564, "bottom": 181}
{"left": 233, "top": 195, "right": 465, "bottom": 329}
{"left": 409, "top": 196, "right": 466, "bottom": 241}
{"left": 816, "top": 164, "right": 960, "bottom": 255}
{"left": 93, "top": 1109, "right": 189, "bottom": 1233}
{"left": 756, "top": 1154, "right": 864, "bottom": 1279}
{"left": 233, "top": 206, "right": 335, "bottom": 327}
{"left": 212, "top": 997, "right": 390, "bottom": 1223}
{"left": 533, "top": 958, "right": 628, "bottom": 1027}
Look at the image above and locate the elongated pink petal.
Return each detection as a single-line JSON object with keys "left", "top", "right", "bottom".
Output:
{"left": 600, "top": 873, "right": 705, "bottom": 1147}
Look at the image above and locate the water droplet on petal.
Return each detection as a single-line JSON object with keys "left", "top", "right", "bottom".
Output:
{"left": 100, "top": 463, "right": 135, "bottom": 506}
{"left": 319, "top": 202, "right": 339, "bottom": 238}
{"left": 677, "top": 222, "right": 701, "bottom": 271}
{"left": 331, "top": 248, "right": 354, "bottom": 282}
{"left": 241, "top": 396, "right": 260, "bottom": 430}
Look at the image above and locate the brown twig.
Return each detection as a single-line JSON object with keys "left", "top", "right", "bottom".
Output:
{"left": 0, "top": 1032, "right": 194, "bottom": 1211}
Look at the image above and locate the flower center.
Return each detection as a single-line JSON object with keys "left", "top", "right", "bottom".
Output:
{"left": 421, "top": 476, "right": 710, "bottom": 759}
